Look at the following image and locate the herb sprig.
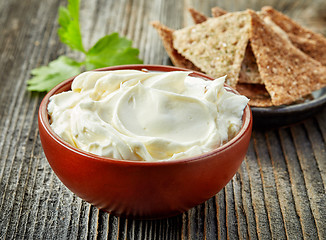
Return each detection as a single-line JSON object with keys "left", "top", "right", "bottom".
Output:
{"left": 27, "top": 0, "right": 142, "bottom": 92}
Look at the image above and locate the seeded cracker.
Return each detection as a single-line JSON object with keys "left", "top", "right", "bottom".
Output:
{"left": 174, "top": 8, "right": 270, "bottom": 106}
{"left": 242, "top": 17, "right": 302, "bottom": 85}
{"left": 261, "top": 6, "right": 326, "bottom": 66}
{"left": 173, "top": 11, "right": 251, "bottom": 88}
{"left": 236, "top": 83, "right": 272, "bottom": 107}
{"left": 237, "top": 44, "right": 272, "bottom": 107}
{"left": 188, "top": 8, "right": 208, "bottom": 24}
{"left": 151, "top": 21, "right": 200, "bottom": 71}
{"left": 249, "top": 10, "right": 326, "bottom": 106}
{"left": 238, "top": 44, "right": 263, "bottom": 84}
{"left": 209, "top": 8, "right": 265, "bottom": 87}
{"left": 186, "top": 8, "right": 263, "bottom": 87}
{"left": 211, "top": 7, "right": 227, "bottom": 18}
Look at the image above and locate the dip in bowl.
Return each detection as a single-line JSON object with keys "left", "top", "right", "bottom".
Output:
{"left": 38, "top": 65, "right": 252, "bottom": 219}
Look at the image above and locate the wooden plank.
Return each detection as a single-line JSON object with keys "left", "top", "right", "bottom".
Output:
{"left": 265, "top": 130, "right": 304, "bottom": 239}
{"left": 187, "top": 203, "right": 205, "bottom": 240}
{"left": 17, "top": 132, "right": 47, "bottom": 239}
{"left": 279, "top": 127, "right": 319, "bottom": 239}
{"left": 65, "top": 196, "right": 84, "bottom": 239}
{"left": 304, "top": 118, "right": 326, "bottom": 192}
{"left": 253, "top": 131, "right": 287, "bottom": 239}
{"left": 53, "top": 189, "right": 78, "bottom": 239}
{"left": 237, "top": 162, "right": 258, "bottom": 240}
{"left": 225, "top": 180, "right": 239, "bottom": 239}
{"left": 0, "top": 0, "right": 67, "bottom": 237}
{"left": 204, "top": 196, "right": 218, "bottom": 239}
{"left": 216, "top": 189, "right": 227, "bottom": 239}
{"left": 30, "top": 167, "right": 55, "bottom": 239}
{"left": 0, "top": 95, "right": 38, "bottom": 238}
{"left": 315, "top": 109, "right": 326, "bottom": 143}
{"left": 77, "top": 201, "right": 92, "bottom": 239}
{"left": 290, "top": 123, "right": 326, "bottom": 238}
{"left": 244, "top": 139, "right": 272, "bottom": 239}
{"left": 232, "top": 172, "right": 249, "bottom": 240}
{"left": 96, "top": 209, "right": 109, "bottom": 240}
{"left": 87, "top": 206, "right": 100, "bottom": 239}
{"left": 42, "top": 176, "right": 63, "bottom": 240}
{"left": 12, "top": 129, "right": 40, "bottom": 238}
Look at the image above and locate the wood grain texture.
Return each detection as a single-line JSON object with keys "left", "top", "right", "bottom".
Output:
{"left": 0, "top": 0, "right": 326, "bottom": 239}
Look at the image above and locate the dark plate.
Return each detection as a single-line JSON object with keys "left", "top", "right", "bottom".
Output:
{"left": 251, "top": 88, "right": 326, "bottom": 128}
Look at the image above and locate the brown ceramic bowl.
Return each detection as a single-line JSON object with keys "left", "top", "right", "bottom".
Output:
{"left": 38, "top": 65, "right": 252, "bottom": 219}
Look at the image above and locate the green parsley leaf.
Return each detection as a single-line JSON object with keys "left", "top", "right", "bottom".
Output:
{"left": 58, "top": 0, "right": 85, "bottom": 52}
{"left": 27, "top": 1, "right": 143, "bottom": 92}
{"left": 85, "top": 32, "right": 143, "bottom": 70}
{"left": 27, "top": 56, "right": 81, "bottom": 92}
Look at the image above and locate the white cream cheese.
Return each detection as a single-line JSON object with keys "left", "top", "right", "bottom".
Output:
{"left": 48, "top": 70, "right": 248, "bottom": 161}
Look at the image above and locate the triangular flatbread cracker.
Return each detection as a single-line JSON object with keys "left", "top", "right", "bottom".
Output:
{"left": 211, "top": 7, "right": 227, "bottom": 18}
{"left": 186, "top": 7, "right": 269, "bottom": 107}
{"left": 236, "top": 83, "right": 273, "bottom": 107}
{"left": 188, "top": 8, "right": 208, "bottom": 24}
{"left": 152, "top": 7, "right": 326, "bottom": 107}
{"left": 188, "top": 7, "right": 226, "bottom": 24}
{"left": 261, "top": 6, "right": 326, "bottom": 66}
{"left": 187, "top": 7, "right": 264, "bottom": 86}
{"left": 151, "top": 21, "right": 200, "bottom": 71}
{"left": 238, "top": 43, "right": 263, "bottom": 84}
{"left": 173, "top": 11, "right": 251, "bottom": 88}
{"left": 249, "top": 10, "right": 326, "bottom": 106}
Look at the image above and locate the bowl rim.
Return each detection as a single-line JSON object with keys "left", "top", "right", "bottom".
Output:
{"left": 39, "top": 64, "right": 252, "bottom": 166}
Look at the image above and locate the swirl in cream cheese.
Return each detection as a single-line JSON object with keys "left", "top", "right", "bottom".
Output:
{"left": 48, "top": 70, "right": 248, "bottom": 161}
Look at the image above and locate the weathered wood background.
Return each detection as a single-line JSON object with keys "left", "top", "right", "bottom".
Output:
{"left": 1, "top": 0, "right": 326, "bottom": 239}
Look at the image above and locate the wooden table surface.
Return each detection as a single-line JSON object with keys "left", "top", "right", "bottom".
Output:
{"left": 1, "top": 0, "right": 326, "bottom": 239}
